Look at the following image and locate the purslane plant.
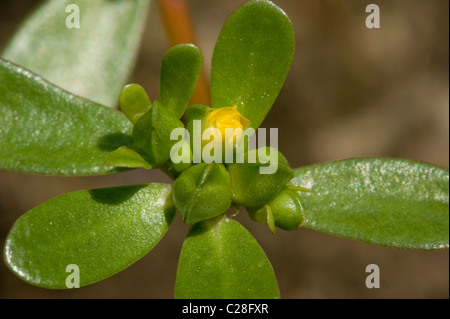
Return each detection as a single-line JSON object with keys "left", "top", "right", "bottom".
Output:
{"left": 0, "top": 0, "right": 448, "bottom": 298}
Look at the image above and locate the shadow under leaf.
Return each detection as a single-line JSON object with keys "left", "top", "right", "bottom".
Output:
{"left": 97, "top": 132, "right": 133, "bottom": 152}
{"left": 89, "top": 184, "right": 146, "bottom": 205}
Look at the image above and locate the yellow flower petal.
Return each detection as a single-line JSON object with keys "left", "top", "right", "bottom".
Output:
{"left": 205, "top": 105, "right": 251, "bottom": 146}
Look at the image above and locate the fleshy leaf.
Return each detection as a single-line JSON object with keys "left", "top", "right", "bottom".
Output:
{"left": 211, "top": 0, "right": 295, "bottom": 128}
{"left": 132, "top": 100, "right": 185, "bottom": 164}
{"left": 2, "top": 0, "right": 151, "bottom": 108}
{"left": 119, "top": 84, "right": 151, "bottom": 124}
{"left": 4, "top": 183, "right": 175, "bottom": 288}
{"left": 291, "top": 158, "right": 449, "bottom": 250}
{"left": 175, "top": 215, "right": 280, "bottom": 299}
{"left": 105, "top": 147, "right": 152, "bottom": 169}
{"left": 160, "top": 44, "right": 203, "bottom": 119}
{"left": 0, "top": 59, "right": 133, "bottom": 176}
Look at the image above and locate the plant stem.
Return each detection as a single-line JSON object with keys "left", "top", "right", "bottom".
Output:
{"left": 158, "top": 0, "right": 210, "bottom": 106}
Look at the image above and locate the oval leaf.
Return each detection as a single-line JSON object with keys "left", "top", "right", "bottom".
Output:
{"left": 160, "top": 44, "right": 203, "bottom": 119}
{"left": 0, "top": 59, "right": 133, "bottom": 176}
{"left": 105, "top": 147, "right": 152, "bottom": 169}
{"left": 291, "top": 158, "right": 449, "bottom": 250}
{"left": 211, "top": 0, "right": 295, "bottom": 128}
{"left": 175, "top": 215, "right": 280, "bottom": 299}
{"left": 2, "top": 0, "right": 151, "bottom": 108}
{"left": 119, "top": 84, "right": 151, "bottom": 124}
{"left": 4, "top": 183, "right": 175, "bottom": 288}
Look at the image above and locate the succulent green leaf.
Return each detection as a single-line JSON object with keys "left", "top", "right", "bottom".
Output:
{"left": 227, "top": 147, "right": 294, "bottom": 208}
{"left": 4, "top": 183, "right": 175, "bottom": 288}
{"left": 291, "top": 158, "right": 449, "bottom": 250}
{"left": 185, "top": 104, "right": 210, "bottom": 125}
{"left": 211, "top": 0, "right": 295, "bottom": 128}
{"left": 119, "top": 84, "right": 151, "bottom": 124}
{"left": 2, "top": 0, "right": 151, "bottom": 108}
{"left": 0, "top": 59, "right": 133, "bottom": 176}
{"left": 175, "top": 215, "right": 280, "bottom": 299}
{"left": 132, "top": 100, "right": 185, "bottom": 164}
{"left": 160, "top": 44, "right": 203, "bottom": 119}
{"left": 173, "top": 163, "right": 232, "bottom": 224}
{"left": 105, "top": 147, "right": 152, "bottom": 169}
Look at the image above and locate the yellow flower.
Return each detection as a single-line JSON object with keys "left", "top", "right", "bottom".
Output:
{"left": 205, "top": 105, "right": 251, "bottom": 146}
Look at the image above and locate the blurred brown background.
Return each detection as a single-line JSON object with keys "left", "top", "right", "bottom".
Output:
{"left": 0, "top": 0, "right": 448, "bottom": 298}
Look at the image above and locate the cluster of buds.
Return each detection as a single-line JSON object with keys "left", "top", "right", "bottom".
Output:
{"left": 106, "top": 82, "right": 308, "bottom": 233}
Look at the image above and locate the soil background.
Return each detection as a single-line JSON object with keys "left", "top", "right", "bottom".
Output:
{"left": 0, "top": 0, "right": 448, "bottom": 298}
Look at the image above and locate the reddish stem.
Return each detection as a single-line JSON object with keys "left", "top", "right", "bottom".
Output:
{"left": 158, "top": 0, "right": 210, "bottom": 106}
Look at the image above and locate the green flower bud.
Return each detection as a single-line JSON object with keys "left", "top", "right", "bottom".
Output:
{"left": 173, "top": 163, "right": 232, "bottom": 224}
{"left": 248, "top": 205, "right": 277, "bottom": 234}
{"left": 227, "top": 147, "right": 294, "bottom": 208}
{"left": 169, "top": 138, "right": 192, "bottom": 173}
{"left": 248, "top": 188, "right": 305, "bottom": 232}
{"left": 132, "top": 100, "right": 184, "bottom": 164}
